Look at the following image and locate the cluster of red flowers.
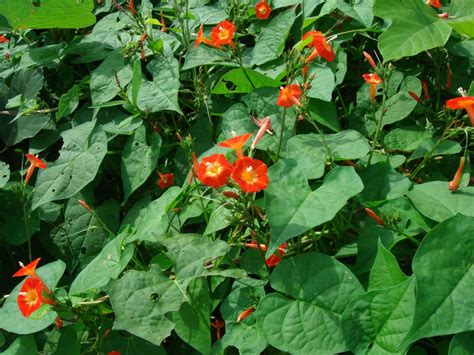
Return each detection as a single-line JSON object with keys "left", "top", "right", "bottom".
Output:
{"left": 12, "top": 258, "right": 54, "bottom": 317}
{"left": 193, "top": 133, "right": 269, "bottom": 193}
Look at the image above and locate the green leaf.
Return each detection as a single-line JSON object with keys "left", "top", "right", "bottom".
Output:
{"left": 286, "top": 130, "right": 370, "bottom": 179}
{"left": 69, "top": 230, "right": 133, "bottom": 295}
{"left": 409, "top": 138, "right": 462, "bottom": 160}
{"left": 90, "top": 50, "right": 133, "bottom": 106}
{"left": 32, "top": 122, "right": 107, "bottom": 210}
{"left": 48, "top": 197, "right": 119, "bottom": 273}
{"left": 402, "top": 214, "right": 474, "bottom": 346}
{"left": 369, "top": 240, "right": 408, "bottom": 290}
{"left": 0, "top": 260, "right": 65, "bottom": 334}
{"left": 342, "top": 278, "right": 415, "bottom": 354}
{"left": 212, "top": 68, "right": 282, "bottom": 94}
{"left": 378, "top": 76, "right": 421, "bottom": 126}
{"left": 0, "top": 0, "right": 95, "bottom": 30}
{"left": 307, "top": 99, "right": 340, "bottom": 132}
{"left": 305, "top": 64, "right": 336, "bottom": 102}
{"left": 0, "top": 161, "right": 10, "bottom": 188}
{"left": 57, "top": 85, "right": 80, "bottom": 119}
{"left": 407, "top": 181, "right": 474, "bottom": 222}
{"left": 449, "top": 332, "right": 474, "bottom": 355}
{"left": 0, "top": 335, "right": 37, "bottom": 355}
{"left": 105, "top": 265, "right": 185, "bottom": 346}
{"left": 384, "top": 126, "right": 433, "bottom": 151}
{"left": 266, "top": 163, "right": 364, "bottom": 256}
{"left": 171, "top": 278, "right": 211, "bottom": 353}
{"left": 0, "top": 114, "right": 50, "bottom": 146}
{"left": 121, "top": 126, "right": 162, "bottom": 201}
{"left": 447, "top": 0, "right": 474, "bottom": 38}
{"left": 250, "top": 8, "right": 296, "bottom": 66}
{"left": 256, "top": 253, "right": 364, "bottom": 354}
{"left": 359, "top": 161, "right": 412, "bottom": 202}
{"left": 373, "top": 0, "right": 452, "bottom": 61}
{"left": 182, "top": 45, "right": 234, "bottom": 70}
{"left": 134, "top": 56, "right": 182, "bottom": 114}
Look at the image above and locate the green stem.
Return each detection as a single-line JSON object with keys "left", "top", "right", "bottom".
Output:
{"left": 276, "top": 107, "right": 287, "bottom": 159}
{"left": 368, "top": 82, "right": 388, "bottom": 165}
{"left": 237, "top": 55, "right": 255, "bottom": 90}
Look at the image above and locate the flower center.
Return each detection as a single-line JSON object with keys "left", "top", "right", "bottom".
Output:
{"left": 241, "top": 166, "right": 256, "bottom": 182}
{"left": 206, "top": 162, "right": 223, "bottom": 177}
{"left": 218, "top": 27, "right": 229, "bottom": 40}
{"left": 25, "top": 288, "right": 40, "bottom": 307}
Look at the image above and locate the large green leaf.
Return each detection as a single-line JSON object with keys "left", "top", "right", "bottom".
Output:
{"left": 0, "top": 114, "right": 50, "bottom": 146}
{"left": 31, "top": 122, "right": 107, "bottom": 210}
{"left": 402, "top": 214, "right": 474, "bottom": 345}
{"left": 212, "top": 68, "right": 282, "bottom": 94}
{"left": 447, "top": 0, "right": 474, "bottom": 38}
{"left": 359, "top": 161, "right": 412, "bottom": 202}
{"left": 69, "top": 230, "right": 133, "bottom": 296}
{"left": 286, "top": 130, "right": 370, "bottom": 179}
{"left": 368, "top": 240, "right": 408, "bottom": 291}
{"left": 105, "top": 265, "right": 185, "bottom": 346}
{"left": 256, "top": 253, "right": 364, "bottom": 354}
{"left": 407, "top": 181, "right": 474, "bottom": 222}
{"left": 384, "top": 126, "right": 433, "bottom": 151}
{"left": 449, "top": 332, "right": 474, "bottom": 355}
{"left": 0, "top": 260, "right": 65, "bottom": 334}
{"left": 90, "top": 50, "right": 133, "bottom": 106}
{"left": 134, "top": 56, "right": 182, "bottom": 114}
{"left": 342, "top": 278, "right": 415, "bottom": 354}
{"left": 250, "top": 8, "right": 296, "bottom": 66}
{"left": 373, "top": 0, "right": 452, "bottom": 61}
{"left": 0, "top": 335, "right": 36, "bottom": 355}
{"left": 265, "top": 163, "right": 364, "bottom": 255}
{"left": 305, "top": 64, "right": 336, "bottom": 102}
{"left": 0, "top": 0, "right": 95, "bottom": 30}
{"left": 121, "top": 126, "right": 162, "bottom": 201}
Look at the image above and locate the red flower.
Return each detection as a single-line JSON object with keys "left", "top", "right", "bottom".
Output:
{"left": 17, "top": 277, "right": 46, "bottom": 317}
{"left": 157, "top": 172, "right": 174, "bottom": 189}
{"left": 251, "top": 116, "right": 272, "bottom": 150}
{"left": 108, "top": 352, "right": 121, "bottom": 355}
{"left": 12, "top": 258, "right": 41, "bottom": 278}
{"left": 277, "top": 84, "right": 302, "bottom": 108}
{"left": 210, "top": 20, "right": 235, "bottom": 48}
{"left": 24, "top": 154, "right": 47, "bottom": 185}
{"left": 0, "top": 34, "right": 9, "bottom": 43}
{"left": 218, "top": 133, "right": 252, "bottom": 159}
{"left": 362, "top": 73, "right": 382, "bottom": 103}
{"left": 127, "top": 0, "right": 137, "bottom": 16}
{"left": 210, "top": 319, "right": 225, "bottom": 340}
{"left": 265, "top": 243, "right": 287, "bottom": 267}
{"left": 255, "top": 0, "right": 271, "bottom": 20}
{"left": 446, "top": 96, "right": 474, "bottom": 126}
{"left": 426, "top": 0, "right": 442, "bottom": 8}
{"left": 365, "top": 208, "right": 384, "bottom": 226}
{"left": 302, "top": 30, "right": 334, "bottom": 63}
{"left": 231, "top": 157, "right": 268, "bottom": 193}
{"left": 55, "top": 317, "right": 63, "bottom": 330}
{"left": 449, "top": 157, "right": 465, "bottom": 192}
{"left": 197, "top": 154, "right": 233, "bottom": 188}
{"left": 78, "top": 199, "right": 93, "bottom": 213}
{"left": 237, "top": 307, "right": 255, "bottom": 322}
{"left": 194, "top": 24, "right": 216, "bottom": 48}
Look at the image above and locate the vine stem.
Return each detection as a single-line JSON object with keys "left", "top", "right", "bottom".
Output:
{"left": 368, "top": 81, "right": 388, "bottom": 165}
{"left": 276, "top": 107, "right": 287, "bottom": 159}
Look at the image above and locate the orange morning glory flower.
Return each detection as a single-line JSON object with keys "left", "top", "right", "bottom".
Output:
{"left": 17, "top": 277, "right": 47, "bottom": 317}
{"left": 265, "top": 242, "right": 287, "bottom": 267}
{"left": 255, "top": 0, "right": 271, "bottom": 20}
{"left": 449, "top": 157, "right": 465, "bottom": 192}
{"left": 24, "top": 154, "right": 46, "bottom": 185}
{"left": 426, "top": 0, "right": 442, "bottom": 8}
{"left": 446, "top": 96, "right": 474, "bottom": 126}
{"left": 362, "top": 73, "right": 382, "bottom": 104}
{"left": 277, "top": 84, "right": 302, "bottom": 108}
{"left": 210, "top": 319, "right": 225, "bottom": 340}
{"left": 0, "top": 35, "right": 9, "bottom": 43}
{"left": 218, "top": 133, "right": 252, "bottom": 159}
{"left": 251, "top": 116, "right": 272, "bottom": 150}
{"left": 237, "top": 307, "right": 255, "bottom": 322}
{"left": 231, "top": 157, "right": 268, "bottom": 193}
{"left": 13, "top": 258, "right": 41, "bottom": 278}
{"left": 210, "top": 20, "right": 235, "bottom": 48}
{"left": 194, "top": 24, "right": 217, "bottom": 48}
{"left": 197, "top": 154, "right": 233, "bottom": 188}
{"left": 302, "top": 30, "right": 334, "bottom": 63}
{"left": 157, "top": 172, "right": 174, "bottom": 189}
